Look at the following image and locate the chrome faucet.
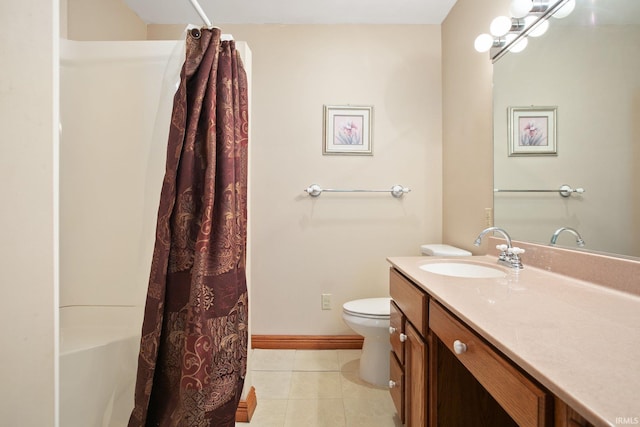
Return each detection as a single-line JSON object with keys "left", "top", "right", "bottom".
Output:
{"left": 474, "top": 227, "right": 524, "bottom": 269}
{"left": 550, "top": 227, "right": 585, "bottom": 247}
{"left": 474, "top": 226, "right": 512, "bottom": 248}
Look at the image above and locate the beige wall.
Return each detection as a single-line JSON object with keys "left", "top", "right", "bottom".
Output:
{"left": 0, "top": 1, "right": 58, "bottom": 425}
{"left": 0, "top": 0, "right": 509, "bottom": 423}
{"left": 70, "top": 5, "right": 445, "bottom": 337}
{"left": 441, "top": 0, "right": 503, "bottom": 253}
{"left": 69, "top": 5, "right": 493, "bottom": 333}
{"left": 66, "top": 0, "right": 146, "bottom": 40}
{"left": 154, "top": 24, "right": 443, "bottom": 334}
{"left": 197, "top": 25, "right": 443, "bottom": 335}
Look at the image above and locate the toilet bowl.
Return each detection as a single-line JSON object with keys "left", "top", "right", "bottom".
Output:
{"left": 342, "top": 297, "right": 391, "bottom": 387}
{"left": 342, "top": 244, "right": 470, "bottom": 387}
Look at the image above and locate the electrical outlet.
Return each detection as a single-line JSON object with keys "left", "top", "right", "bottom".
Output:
{"left": 484, "top": 207, "right": 493, "bottom": 227}
{"left": 321, "top": 294, "right": 331, "bottom": 310}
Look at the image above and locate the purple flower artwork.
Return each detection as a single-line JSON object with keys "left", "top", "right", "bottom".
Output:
{"left": 508, "top": 106, "right": 556, "bottom": 156}
{"left": 518, "top": 117, "right": 548, "bottom": 146}
{"left": 323, "top": 105, "right": 372, "bottom": 155}
{"left": 333, "top": 115, "right": 363, "bottom": 145}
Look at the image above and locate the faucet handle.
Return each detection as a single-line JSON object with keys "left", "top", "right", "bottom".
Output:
{"left": 508, "top": 247, "right": 525, "bottom": 256}
{"left": 496, "top": 244, "right": 508, "bottom": 252}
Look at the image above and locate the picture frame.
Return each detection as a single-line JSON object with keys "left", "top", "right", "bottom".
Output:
{"left": 508, "top": 106, "right": 557, "bottom": 156}
{"left": 323, "top": 105, "right": 373, "bottom": 155}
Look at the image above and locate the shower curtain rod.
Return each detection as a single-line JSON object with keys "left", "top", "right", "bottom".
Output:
{"left": 188, "top": 0, "right": 212, "bottom": 27}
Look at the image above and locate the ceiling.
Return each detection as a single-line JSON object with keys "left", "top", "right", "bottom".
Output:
{"left": 123, "top": 0, "right": 459, "bottom": 25}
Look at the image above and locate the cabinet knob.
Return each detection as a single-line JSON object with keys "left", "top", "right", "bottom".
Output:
{"left": 389, "top": 326, "right": 396, "bottom": 334}
{"left": 453, "top": 340, "right": 467, "bottom": 354}
{"left": 399, "top": 333, "right": 408, "bottom": 342}
{"left": 389, "top": 380, "right": 397, "bottom": 389}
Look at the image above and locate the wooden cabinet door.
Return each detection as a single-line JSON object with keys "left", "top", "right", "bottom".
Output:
{"left": 389, "top": 351, "right": 404, "bottom": 424}
{"left": 405, "top": 322, "right": 427, "bottom": 427}
{"left": 555, "top": 397, "right": 595, "bottom": 427}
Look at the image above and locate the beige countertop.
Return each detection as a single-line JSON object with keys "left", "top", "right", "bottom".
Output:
{"left": 387, "top": 255, "right": 640, "bottom": 427}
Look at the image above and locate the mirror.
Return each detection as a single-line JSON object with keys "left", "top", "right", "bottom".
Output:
{"left": 493, "top": 0, "right": 640, "bottom": 259}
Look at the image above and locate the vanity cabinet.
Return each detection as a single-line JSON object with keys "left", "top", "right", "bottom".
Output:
{"left": 388, "top": 267, "right": 560, "bottom": 427}
{"left": 389, "top": 302, "right": 404, "bottom": 422}
{"left": 430, "top": 300, "right": 551, "bottom": 427}
{"left": 389, "top": 268, "right": 428, "bottom": 427}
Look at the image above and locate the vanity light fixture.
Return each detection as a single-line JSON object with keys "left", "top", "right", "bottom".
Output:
{"left": 524, "top": 15, "right": 549, "bottom": 37}
{"left": 508, "top": 35, "right": 528, "bottom": 53}
{"left": 474, "top": 0, "right": 574, "bottom": 61}
{"left": 510, "top": 0, "right": 534, "bottom": 18}
{"left": 474, "top": 33, "right": 497, "bottom": 52}
{"left": 551, "top": 0, "right": 576, "bottom": 19}
{"left": 490, "top": 16, "right": 513, "bottom": 37}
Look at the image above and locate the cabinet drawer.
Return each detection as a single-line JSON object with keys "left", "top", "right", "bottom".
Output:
{"left": 390, "top": 301, "right": 404, "bottom": 363}
{"left": 389, "top": 268, "right": 428, "bottom": 335}
{"left": 430, "top": 301, "right": 550, "bottom": 427}
{"left": 389, "top": 351, "right": 404, "bottom": 424}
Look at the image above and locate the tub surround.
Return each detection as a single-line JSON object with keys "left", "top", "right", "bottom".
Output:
{"left": 59, "top": 306, "right": 142, "bottom": 427}
{"left": 387, "top": 245, "right": 640, "bottom": 427}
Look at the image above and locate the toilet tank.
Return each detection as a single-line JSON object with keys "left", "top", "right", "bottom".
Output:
{"left": 420, "top": 244, "right": 471, "bottom": 257}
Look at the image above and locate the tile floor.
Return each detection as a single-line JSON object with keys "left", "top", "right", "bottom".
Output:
{"left": 236, "top": 349, "right": 402, "bottom": 427}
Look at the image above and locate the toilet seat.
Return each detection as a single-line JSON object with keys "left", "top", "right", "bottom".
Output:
{"left": 343, "top": 297, "right": 390, "bottom": 319}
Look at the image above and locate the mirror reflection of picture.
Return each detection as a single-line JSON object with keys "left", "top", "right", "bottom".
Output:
{"left": 507, "top": 106, "right": 557, "bottom": 156}
{"left": 518, "top": 116, "right": 548, "bottom": 147}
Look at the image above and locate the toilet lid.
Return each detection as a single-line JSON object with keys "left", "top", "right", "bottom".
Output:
{"left": 343, "top": 297, "right": 391, "bottom": 318}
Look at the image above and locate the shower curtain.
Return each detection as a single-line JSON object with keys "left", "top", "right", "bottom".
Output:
{"left": 129, "top": 28, "right": 249, "bottom": 427}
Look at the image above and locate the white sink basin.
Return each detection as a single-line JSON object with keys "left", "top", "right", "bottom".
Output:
{"left": 419, "top": 262, "right": 507, "bottom": 278}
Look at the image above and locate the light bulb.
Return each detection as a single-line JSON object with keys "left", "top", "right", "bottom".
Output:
{"left": 524, "top": 16, "right": 549, "bottom": 37}
{"left": 553, "top": 0, "right": 576, "bottom": 19}
{"left": 474, "top": 34, "right": 495, "bottom": 53}
{"left": 490, "top": 16, "right": 512, "bottom": 37}
{"left": 510, "top": 37, "right": 528, "bottom": 53}
{"left": 510, "top": 0, "right": 533, "bottom": 19}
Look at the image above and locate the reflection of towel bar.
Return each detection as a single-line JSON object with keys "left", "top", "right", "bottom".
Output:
{"left": 493, "top": 185, "right": 585, "bottom": 198}
{"left": 304, "top": 184, "right": 410, "bottom": 198}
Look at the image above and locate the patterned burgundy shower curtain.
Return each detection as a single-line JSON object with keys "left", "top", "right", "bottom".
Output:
{"left": 128, "top": 28, "right": 249, "bottom": 427}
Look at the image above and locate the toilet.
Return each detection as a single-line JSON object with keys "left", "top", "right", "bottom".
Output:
{"left": 342, "top": 244, "right": 471, "bottom": 387}
{"left": 420, "top": 244, "right": 471, "bottom": 257}
{"left": 342, "top": 297, "right": 391, "bottom": 387}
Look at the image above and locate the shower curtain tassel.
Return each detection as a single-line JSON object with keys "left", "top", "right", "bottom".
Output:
{"left": 188, "top": 0, "right": 212, "bottom": 27}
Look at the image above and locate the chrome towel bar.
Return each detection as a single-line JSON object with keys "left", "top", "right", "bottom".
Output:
{"left": 493, "top": 184, "right": 584, "bottom": 198}
{"left": 304, "top": 184, "right": 410, "bottom": 198}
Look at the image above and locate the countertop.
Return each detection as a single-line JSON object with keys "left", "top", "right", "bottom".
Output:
{"left": 387, "top": 255, "right": 640, "bottom": 427}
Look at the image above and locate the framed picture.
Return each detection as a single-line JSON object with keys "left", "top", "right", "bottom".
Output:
{"left": 508, "top": 106, "right": 557, "bottom": 156}
{"left": 323, "top": 105, "right": 373, "bottom": 155}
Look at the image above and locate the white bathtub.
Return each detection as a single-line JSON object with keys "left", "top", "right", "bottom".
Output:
{"left": 59, "top": 306, "right": 143, "bottom": 427}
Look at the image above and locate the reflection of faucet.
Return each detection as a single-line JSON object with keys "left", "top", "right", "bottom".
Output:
{"left": 550, "top": 227, "right": 585, "bottom": 247}
{"left": 474, "top": 227, "right": 524, "bottom": 269}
